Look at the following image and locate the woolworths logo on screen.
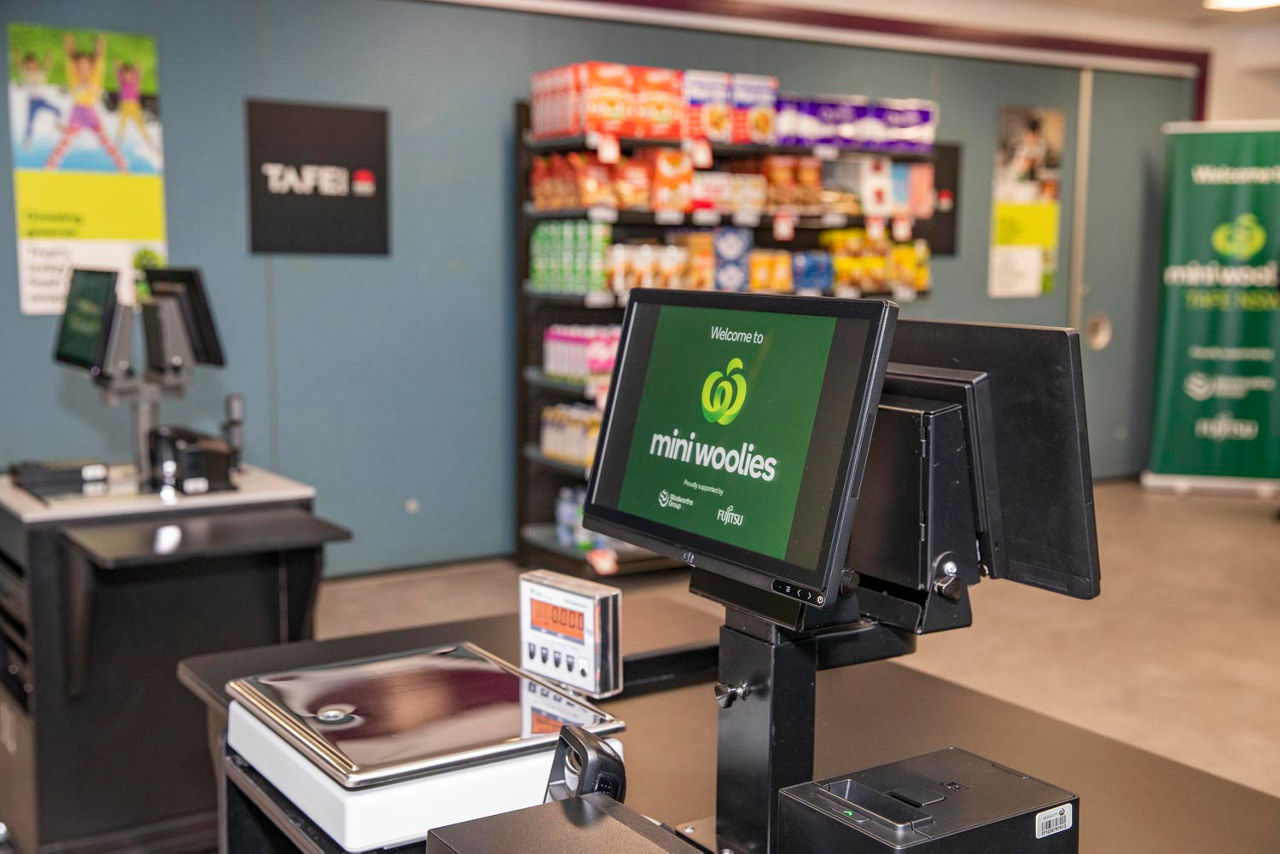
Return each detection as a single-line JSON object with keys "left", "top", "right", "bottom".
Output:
{"left": 702, "top": 358, "right": 748, "bottom": 425}
{"left": 647, "top": 355, "right": 779, "bottom": 482}
{"left": 1211, "top": 214, "right": 1266, "bottom": 261}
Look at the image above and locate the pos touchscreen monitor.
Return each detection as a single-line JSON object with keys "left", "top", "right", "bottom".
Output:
{"left": 143, "top": 268, "right": 225, "bottom": 367}
{"left": 54, "top": 268, "right": 119, "bottom": 376}
{"left": 584, "top": 290, "right": 896, "bottom": 611}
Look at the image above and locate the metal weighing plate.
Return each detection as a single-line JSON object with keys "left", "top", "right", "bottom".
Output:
{"left": 227, "top": 641, "right": 624, "bottom": 789}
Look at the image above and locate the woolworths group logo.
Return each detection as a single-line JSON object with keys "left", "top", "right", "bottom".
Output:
{"left": 1211, "top": 214, "right": 1267, "bottom": 262}
{"left": 702, "top": 358, "right": 748, "bottom": 425}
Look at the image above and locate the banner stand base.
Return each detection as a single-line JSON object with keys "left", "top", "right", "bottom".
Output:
{"left": 1141, "top": 471, "right": 1280, "bottom": 499}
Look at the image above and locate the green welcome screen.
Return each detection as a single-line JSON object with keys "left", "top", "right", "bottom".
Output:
{"left": 614, "top": 305, "right": 836, "bottom": 561}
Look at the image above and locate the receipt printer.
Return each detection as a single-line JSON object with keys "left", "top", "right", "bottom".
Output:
{"left": 148, "top": 426, "right": 234, "bottom": 495}
{"left": 778, "top": 748, "right": 1078, "bottom": 852}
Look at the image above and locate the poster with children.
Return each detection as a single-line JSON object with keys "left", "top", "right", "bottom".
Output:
{"left": 8, "top": 23, "right": 167, "bottom": 314}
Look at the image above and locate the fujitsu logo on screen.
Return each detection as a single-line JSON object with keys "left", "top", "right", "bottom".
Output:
{"left": 260, "top": 162, "right": 377, "bottom": 197}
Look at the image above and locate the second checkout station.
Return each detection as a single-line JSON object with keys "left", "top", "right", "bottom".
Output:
{"left": 0, "top": 268, "right": 348, "bottom": 853}
{"left": 5, "top": 279, "right": 1280, "bottom": 853}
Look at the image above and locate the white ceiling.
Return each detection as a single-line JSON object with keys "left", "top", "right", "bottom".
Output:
{"left": 1017, "top": 0, "right": 1280, "bottom": 25}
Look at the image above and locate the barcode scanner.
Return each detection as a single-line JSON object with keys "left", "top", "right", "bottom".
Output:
{"left": 544, "top": 725, "right": 627, "bottom": 804}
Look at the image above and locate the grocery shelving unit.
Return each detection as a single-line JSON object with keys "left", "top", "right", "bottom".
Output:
{"left": 512, "top": 100, "right": 936, "bottom": 577}
{"left": 515, "top": 102, "right": 656, "bottom": 577}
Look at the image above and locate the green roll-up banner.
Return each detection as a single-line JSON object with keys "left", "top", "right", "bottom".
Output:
{"left": 1147, "top": 125, "right": 1280, "bottom": 491}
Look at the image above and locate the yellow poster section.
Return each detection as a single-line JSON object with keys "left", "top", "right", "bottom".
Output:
{"left": 992, "top": 201, "right": 1059, "bottom": 248}
{"left": 14, "top": 171, "right": 166, "bottom": 242}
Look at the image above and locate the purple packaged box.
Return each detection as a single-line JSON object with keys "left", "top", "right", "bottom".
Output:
{"left": 813, "top": 97, "right": 859, "bottom": 146}
{"left": 877, "top": 98, "right": 939, "bottom": 154}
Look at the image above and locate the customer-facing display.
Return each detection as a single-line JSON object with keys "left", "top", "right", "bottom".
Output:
{"left": 585, "top": 290, "right": 895, "bottom": 606}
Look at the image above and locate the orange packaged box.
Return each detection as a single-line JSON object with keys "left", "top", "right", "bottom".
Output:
{"left": 648, "top": 148, "right": 693, "bottom": 213}
{"left": 632, "top": 66, "right": 684, "bottom": 140}
{"left": 579, "top": 62, "right": 634, "bottom": 137}
{"left": 529, "top": 63, "right": 634, "bottom": 139}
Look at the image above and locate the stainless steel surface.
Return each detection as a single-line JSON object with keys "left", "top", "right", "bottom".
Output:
{"left": 227, "top": 641, "right": 623, "bottom": 789}
{"left": 0, "top": 463, "right": 314, "bottom": 524}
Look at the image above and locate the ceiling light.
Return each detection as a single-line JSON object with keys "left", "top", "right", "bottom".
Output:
{"left": 1204, "top": 0, "right": 1280, "bottom": 10}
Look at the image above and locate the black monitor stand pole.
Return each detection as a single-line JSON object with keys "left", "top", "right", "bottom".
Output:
{"left": 698, "top": 607, "right": 915, "bottom": 854}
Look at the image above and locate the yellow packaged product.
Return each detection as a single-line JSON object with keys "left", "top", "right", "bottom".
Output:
{"left": 685, "top": 232, "right": 716, "bottom": 290}
{"left": 749, "top": 250, "right": 773, "bottom": 291}
{"left": 770, "top": 250, "right": 794, "bottom": 292}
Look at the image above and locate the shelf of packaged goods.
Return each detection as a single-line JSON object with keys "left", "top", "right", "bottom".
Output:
{"left": 521, "top": 284, "right": 621, "bottom": 308}
{"left": 522, "top": 366, "right": 593, "bottom": 400}
{"left": 521, "top": 282, "right": 927, "bottom": 305}
{"left": 523, "top": 444, "right": 590, "bottom": 480}
{"left": 519, "top": 523, "right": 680, "bottom": 575}
{"left": 525, "top": 204, "right": 870, "bottom": 231}
{"left": 523, "top": 132, "right": 934, "bottom": 163}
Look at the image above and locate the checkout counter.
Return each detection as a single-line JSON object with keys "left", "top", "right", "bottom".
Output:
{"left": 172, "top": 291, "right": 1280, "bottom": 852}
{"left": 178, "top": 611, "right": 1280, "bottom": 853}
{"left": 0, "top": 267, "right": 349, "bottom": 852}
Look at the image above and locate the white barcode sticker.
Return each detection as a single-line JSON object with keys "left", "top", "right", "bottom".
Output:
{"left": 1035, "top": 803, "right": 1072, "bottom": 839}
{"left": 587, "top": 205, "right": 619, "bottom": 224}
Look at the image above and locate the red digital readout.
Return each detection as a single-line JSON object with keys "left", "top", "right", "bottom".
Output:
{"left": 531, "top": 600, "right": 585, "bottom": 642}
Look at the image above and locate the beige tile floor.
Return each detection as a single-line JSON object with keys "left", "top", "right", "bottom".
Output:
{"left": 314, "top": 481, "right": 1280, "bottom": 797}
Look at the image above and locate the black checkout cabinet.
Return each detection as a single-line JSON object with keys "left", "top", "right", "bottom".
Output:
{"left": 0, "top": 464, "right": 348, "bottom": 853}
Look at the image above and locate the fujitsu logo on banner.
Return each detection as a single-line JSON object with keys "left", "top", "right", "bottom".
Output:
{"left": 260, "top": 163, "right": 377, "bottom": 197}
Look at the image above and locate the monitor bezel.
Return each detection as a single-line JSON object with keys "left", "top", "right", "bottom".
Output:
{"left": 143, "top": 267, "right": 225, "bottom": 367}
{"left": 54, "top": 268, "right": 120, "bottom": 376}
{"left": 583, "top": 289, "right": 897, "bottom": 611}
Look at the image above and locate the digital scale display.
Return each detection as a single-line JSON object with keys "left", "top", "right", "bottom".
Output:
{"left": 530, "top": 600, "right": 586, "bottom": 642}
{"left": 519, "top": 569, "right": 622, "bottom": 699}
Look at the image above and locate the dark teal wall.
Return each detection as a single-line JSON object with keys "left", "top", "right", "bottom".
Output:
{"left": 0, "top": 1, "right": 1190, "bottom": 574}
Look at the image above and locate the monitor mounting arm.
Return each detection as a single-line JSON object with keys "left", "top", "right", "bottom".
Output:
{"left": 94, "top": 300, "right": 193, "bottom": 485}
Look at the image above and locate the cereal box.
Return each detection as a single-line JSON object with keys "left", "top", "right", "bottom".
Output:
{"left": 579, "top": 62, "right": 635, "bottom": 137}
{"left": 530, "top": 63, "right": 635, "bottom": 139}
{"left": 632, "top": 67, "right": 683, "bottom": 139}
{"left": 731, "top": 74, "right": 777, "bottom": 144}
{"left": 530, "top": 65, "right": 579, "bottom": 139}
{"left": 685, "top": 70, "right": 733, "bottom": 142}
{"left": 648, "top": 148, "right": 693, "bottom": 213}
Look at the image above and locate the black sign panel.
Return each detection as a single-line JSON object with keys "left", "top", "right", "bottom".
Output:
{"left": 913, "top": 142, "right": 961, "bottom": 257}
{"left": 247, "top": 100, "right": 389, "bottom": 254}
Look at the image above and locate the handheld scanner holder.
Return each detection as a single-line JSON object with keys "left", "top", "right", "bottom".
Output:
{"left": 545, "top": 725, "right": 627, "bottom": 805}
